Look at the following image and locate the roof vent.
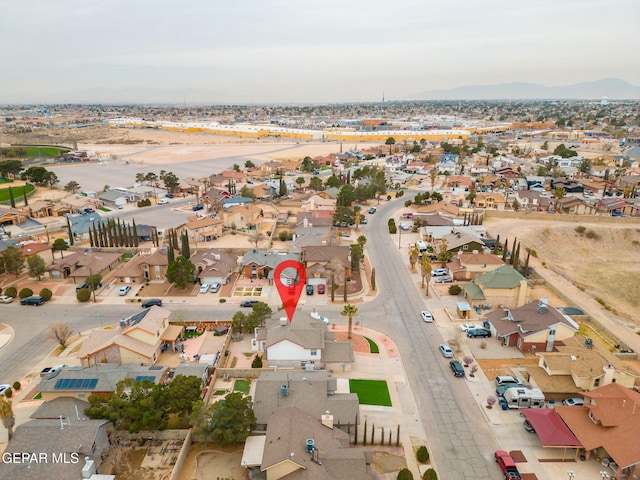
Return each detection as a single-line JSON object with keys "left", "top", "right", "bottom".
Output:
{"left": 305, "top": 439, "right": 315, "bottom": 453}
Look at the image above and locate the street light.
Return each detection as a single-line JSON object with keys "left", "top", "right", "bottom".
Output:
{"left": 567, "top": 470, "right": 575, "bottom": 480}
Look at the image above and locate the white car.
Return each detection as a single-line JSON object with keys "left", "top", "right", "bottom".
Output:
{"left": 310, "top": 311, "right": 330, "bottom": 324}
{"left": 459, "top": 323, "right": 480, "bottom": 332}
{"left": 431, "top": 268, "right": 448, "bottom": 277}
{"left": 199, "top": 283, "right": 210, "bottom": 293}
{"left": 0, "top": 295, "right": 14, "bottom": 304}
{"left": 421, "top": 311, "right": 434, "bottom": 323}
{"left": 157, "top": 198, "right": 170, "bottom": 205}
{"left": 210, "top": 282, "right": 221, "bottom": 293}
{"left": 439, "top": 344, "right": 454, "bottom": 358}
{"left": 118, "top": 285, "right": 131, "bottom": 296}
{"left": 0, "top": 384, "right": 11, "bottom": 396}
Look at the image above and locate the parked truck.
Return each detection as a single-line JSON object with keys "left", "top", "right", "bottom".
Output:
{"left": 502, "top": 387, "right": 545, "bottom": 409}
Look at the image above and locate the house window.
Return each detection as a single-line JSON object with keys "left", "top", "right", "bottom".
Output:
{"left": 310, "top": 349, "right": 317, "bottom": 356}
{"left": 594, "top": 378, "right": 600, "bottom": 387}
{"left": 463, "top": 245, "right": 468, "bottom": 250}
{"left": 155, "top": 265, "right": 161, "bottom": 272}
{"left": 549, "top": 329, "right": 556, "bottom": 335}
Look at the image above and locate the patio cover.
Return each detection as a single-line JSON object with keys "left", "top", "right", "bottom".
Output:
{"left": 161, "top": 325, "right": 183, "bottom": 342}
{"left": 522, "top": 408, "right": 582, "bottom": 447}
{"left": 241, "top": 435, "right": 266, "bottom": 467}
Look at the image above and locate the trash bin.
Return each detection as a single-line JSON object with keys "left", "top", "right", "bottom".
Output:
{"left": 500, "top": 400, "right": 508, "bottom": 410}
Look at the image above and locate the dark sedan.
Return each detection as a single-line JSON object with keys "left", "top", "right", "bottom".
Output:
{"left": 466, "top": 328, "right": 491, "bottom": 338}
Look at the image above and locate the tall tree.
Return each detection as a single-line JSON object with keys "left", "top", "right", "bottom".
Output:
{"left": 27, "top": 255, "right": 46, "bottom": 280}
{"left": 8, "top": 187, "right": 15, "bottom": 208}
{"left": 419, "top": 256, "right": 433, "bottom": 290}
{"left": 385, "top": 137, "right": 396, "bottom": 154}
{"left": 0, "top": 246, "right": 25, "bottom": 276}
{"left": 166, "top": 256, "right": 196, "bottom": 289}
{"left": 209, "top": 392, "right": 256, "bottom": 446}
{"left": 64, "top": 180, "right": 81, "bottom": 193}
{"left": 52, "top": 238, "right": 68, "bottom": 259}
{"left": 341, "top": 304, "right": 358, "bottom": 339}
{"left": 0, "top": 397, "right": 15, "bottom": 441}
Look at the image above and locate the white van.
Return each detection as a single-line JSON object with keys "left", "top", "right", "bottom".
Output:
{"left": 416, "top": 241, "right": 427, "bottom": 252}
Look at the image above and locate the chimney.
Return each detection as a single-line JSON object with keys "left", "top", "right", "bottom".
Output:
{"left": 321, "top": 412, "right": 334, "bottom": 429}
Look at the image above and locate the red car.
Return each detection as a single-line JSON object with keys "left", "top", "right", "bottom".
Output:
{"left": 494, "top": 451, "right": 521, "bottom": 479}
{"left": 317, "top": 284, "right": 325, "bottom": 294}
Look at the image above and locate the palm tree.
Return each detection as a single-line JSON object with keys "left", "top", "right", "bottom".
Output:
{"left": 341, "top": 304, "right": 358, "bottom": 339}
{"left": 0, "top": 397, "right": 15, "bottom": 441}
{"left": 430, "top": 168, "right": 438, "bottom": 191}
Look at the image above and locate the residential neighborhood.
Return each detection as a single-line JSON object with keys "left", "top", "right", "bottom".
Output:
{"left": 1, "top": 102, "right": 639, "bottom": 480}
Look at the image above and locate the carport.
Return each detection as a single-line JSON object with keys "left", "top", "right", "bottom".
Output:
{"left": 522, "top": 409, "right": 582, "bottom": 460}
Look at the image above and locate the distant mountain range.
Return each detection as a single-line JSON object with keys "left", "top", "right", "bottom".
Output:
{"left": 411, "top": 78, "right": 640, "bottom": 100}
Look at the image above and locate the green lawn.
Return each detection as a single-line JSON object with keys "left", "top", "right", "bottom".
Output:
{"left": 0, "top": 184, "right": 34, "bottom": 202}
{"left": 234, "top": 379, "right": 251, "bottom": 394}
{"left": 349, "top": 379, "right": 392, "bottom": 406}
{"left": 364, "top": 336, "right": 380, "bottom": 354}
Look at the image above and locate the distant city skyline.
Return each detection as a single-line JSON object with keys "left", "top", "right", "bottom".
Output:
{"left": 1, "top": 0, "right": 639, "bottom": 104}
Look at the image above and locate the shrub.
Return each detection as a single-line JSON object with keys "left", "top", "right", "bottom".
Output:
{"left": 423, "top": 468, "right": 438, "bottom": 480}
{"left": 575, "top": 225, "right": 586, "bottom": 235}
{"left": 416, "top": 445, "right": 430, "bottom": 463}
{"left": 389, "top": 224, "right": 397, "bottom": 234}
{"left": 462, "top": 355, "right": 474, "bottom": 366}
{"left": 404, "top": 200, "right": 412, "bottom": 207}
{"left": 4, "top": 388, "right": 12, "bottom": 398}
{"left": 397, "top": 468, "right": 414, "bottom": 480}
{"left": 219, "top": 298, "right": 226, "bottom": 303}
{"left": 528, "top": 248, "right": 537, "bottom": 257}
{"left": 76, "top": 288, "right": 92, "bottom": 302}
{"left": 19, "top": 288, "right": 33, "bottom": 299}
{"left": 12, "top": 381, "right": 21, "bottom": 391}
{"left": 251, "top": 355, "right": 263, "bottom": 368}
{"left": 39, "top": 288, "right": 53, "bottom": 301}
{"left": 386, "top": 195, "right": 392, "bottom": 201}
{"left": 448, "top": 285, "right": 462, "bottom": 295}
{"left": 487, "top": 395, "right": 497, "bottom": 408}
{"left": 278, "top": 231, "right": 292, "bottom": 241}
{"left": 5, "top": 286, "right": 17, "bottom": 297}
{"left": 585, "top": 229, "right": 600, "bottom": 240}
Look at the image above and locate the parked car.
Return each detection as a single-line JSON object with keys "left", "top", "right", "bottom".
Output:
{"left": 435, "top": 276, "right": 452, "bottom": 284}
{"left": 431, "top": 268, "right": 448, "bottom": 277}
{"left": 310, "top": 311, "right": 330, "bottom": 324}
{"left": 200, "top": 283, "right": 210, "bottom": 293}
{"left": 459, "top": 323, "right": 480, "bottom": 332}
{"left": 317, "top": 284, "right": 325, "bottom": 294}
{"left": 340, "top": 231, "right": 351, "bottom": 237}
{"left": 76, "top": 283, "right": 93, "bottom": 291}
{"left": 0, "top": 384, "right": 11, "bottom": 396}
{"left": 449, "top": 360, "right": 465, "bottom": 377}
{"left": 466, "top": 328, "right": 491, "bottom": 338}
{"left": 0, "top": 295, "right": 14, "bottom": 304}
{"left": 141, "top": 298, "right": 162, "bottom": 308}
{"left": 439, "top": 344, "right": 453, "bottom": 358}
{"left": 494, "top": 450, "right": 522, "bottom": 479}
{"left": 118, "top": 285, "right": 131, "bottom": 296}
{"left": 562, "top": 397, "right": 584, "bottom": 406}
{"left": 368, "top": 207, "right": 376, "bottom": 214}
{"left": 192, "top": 205, "right": 204, "bottom": 211}
{"left": 421, "top": 311, "right": 434, "bottom": 323}
{"left": 157, "top": 198, "right": 170, "bottom": 205}
{"left": 523, "top": 419, "right": 536, "bottom": 433}
{"left": 240, "top": 300, "right": 259, "bottom": 308}
{"left": 20, "top": 295, "right": 45, "bottom": 306}
{"left": 400, "top": 224, "right": 411, "bottom": 231}
{"left": 165, "top": 193, "right": 174, "bottom": 198}
{"left": 360, "top": 217, "right": 368, "bottom": 225}
{"left": 210, "top": 282, "right": 221, "bottom": 293}
{"left": 306, "top": 284, "right": 314, "bottom": 295}
{"left": 495, "top": 375, "right": 522, "bottom": 387}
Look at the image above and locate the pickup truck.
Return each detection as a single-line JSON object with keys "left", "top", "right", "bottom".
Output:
{"left": 495, "top": 450, "right": 522, "bottom": 479}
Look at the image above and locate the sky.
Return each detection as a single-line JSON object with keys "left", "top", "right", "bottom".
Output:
{"left": 1, "top": 0, "right": 639, "bottom": 104}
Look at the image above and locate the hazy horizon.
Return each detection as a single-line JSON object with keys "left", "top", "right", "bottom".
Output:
{"left": 2, "top": 0, "right": 639, "bottom": 104}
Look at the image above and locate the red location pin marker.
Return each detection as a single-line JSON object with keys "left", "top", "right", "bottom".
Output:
{"left": 273, "top": 260, "right": 307, "bottom": 323}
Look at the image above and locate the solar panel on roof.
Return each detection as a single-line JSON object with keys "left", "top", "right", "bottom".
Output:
{"left": 54, "top": 378, "right": 98, "bottom": 390}
{"left": 135, "top": 376, "right": 156, "bottom": 382}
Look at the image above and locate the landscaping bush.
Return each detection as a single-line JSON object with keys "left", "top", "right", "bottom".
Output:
{"left": 39, "top": 288, "right": 53, "bottom": 301}
{"left": 448, "top": 285, "right": 462, "bottom": 295}
{"left": 423, "top": 468, "right": 438, "bottom": 480}
{"left": 404, "top": 200, "right": 412, "bottom": 207}
{"left": 12, "top": 381, "right": 21, "bottom": 391}
{"left": 389, "top": 224, "right": 397, "bottom": 234}
{"left": 585, "top": 229, "right": 600, "bottom": 240}
{"left": 219, "top": 298, "right": 226, "bottom": 303}
{"left": 4, "top": 286, "right": 17, "bottom": 297}
{"left": 397, "top": 468, "right": 414, "bottom": 480}
{"left": 574, "top": 225, "right": 586, "bottom": 235}
{"left": 251, "top": 355, "right": 263, "bottom": 369}
{"left": 416, "top": 445, "right": 430, "bottom": 463}
{"left": 76, "top": 288, "right": 92, "bottom": 302}
{"left": 4, "top": 388, "right": 12, "bottom": 398}
{"left": 18, "top": 288, "right": 33, "bottom": 299}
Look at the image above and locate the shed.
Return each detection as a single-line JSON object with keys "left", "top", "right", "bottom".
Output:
{"left": 214, "top": 326, "right": 229, "bottom": 336}
{"left": 456, "top": 301, "right": 472, "bottom": 319}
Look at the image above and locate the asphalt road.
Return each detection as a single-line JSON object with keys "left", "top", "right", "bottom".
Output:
{"left": 359, "top": 196, "right": 500, "bottom": 480}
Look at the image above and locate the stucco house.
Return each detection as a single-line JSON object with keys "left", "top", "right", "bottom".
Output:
{"left": 486, "top": 299, "right": 579, "bottom": 353}
{"left": 302, "top": 245, "right": 350, "bottom": 286}
{"left": 447, "top": 251, "right": 504, "bottom": 281}
{"left": 461, "top": 265, "right": 529, "bottom": 308}
{"left": 77, "top": 306, "right": 182, "bottom": 367}
{"left": 221, "top": 203, "right": 263, "bottom": 230}
{"left": 191, "top": 249, "right": 237, "bottom": 285}
{"left": 112, "top": 248, "right": 176, "bottom": 284}
{"left": 179, "top": 215, "right": 223, "bottom": 242}
{"left": 241, "top": 249, "right": 302, "bottom": 281}
{"left": 48, "top": 250, "right": 122, "bottom": 281}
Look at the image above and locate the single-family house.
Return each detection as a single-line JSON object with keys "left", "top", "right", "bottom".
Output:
{"left": 191, "top": 249, "right": 237, "bottom": 285}
{"left": 302, "top": 245, "right": 351, "bottom": 285}
{"left": 442, "top": 231, "right": 486, "bottom": 255}
{"left": 301, "top": 194, "right": 337, "bottom": 211}
{"left": 262, "top": 315, "right": 354, "bottom": 370}
{"left": 48, "top": 250, "right": 122, "bottom": 281}
{"left": 474, "top": 192, "right": 506, "bottom": 209}
{"left": 556, "top": 197, "right": 596, "bottom": 215}
{"left": 112, "top": 248, "right": 176, "bottom": 284}
{"left": 241, "top": 249, "right": 302, "bottom": 281}
{"left": 515, "top": 191, "right": 552, "bottom": 211}
{"left": 461, "top": 265, "right": 528, "bottom": 308}
{"left": 486, "top": 299, "right": 579, "bottom": 353}
{"left": 252, "top": 371, "right": 359, "bottom": 428}
{"left": 0, "top": 397, "right": 111, "bottom": 480}
{"left": 18, "top": 241, "right": 54, "bottom": 267}
{"left": 59, "top": 193, "right": 103, "bottom": 213}
{"left": 437, "top": 153, "right": 459, "bottom": 174}
{"left": 98, "top": 188, "right": 133, "bottom": 208}
{"left": 179, "top": 215, "right": 223, "bottom": 242}
{"left": 447, "top": 252, "right": 504, "bottom": 281}
{"left": 77, "top": 306, "right": 182, "bottom": 367}
{"left": 221, "top": 203, "right": 262, "bottom": 230}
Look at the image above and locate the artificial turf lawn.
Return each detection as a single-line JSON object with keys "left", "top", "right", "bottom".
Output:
{"left": 0, "top": 185, "right": 34, "bottom": 202}
{"left": 234, "top": 379, "right": 250, "bottom": 394}
{"left": 349, "top": 379, "right": 392, "bottom": 406}
{"left": 364, "top": 336, "right": 380, "bottom": 354}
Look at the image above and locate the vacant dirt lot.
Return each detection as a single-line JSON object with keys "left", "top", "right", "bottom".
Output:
{"left": 484, "top": 217, "right": 640, "bottom": 326}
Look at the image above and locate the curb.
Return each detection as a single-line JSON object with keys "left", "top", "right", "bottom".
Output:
{"left": 0, "top": 323, "right": 15, "bottom": 351}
